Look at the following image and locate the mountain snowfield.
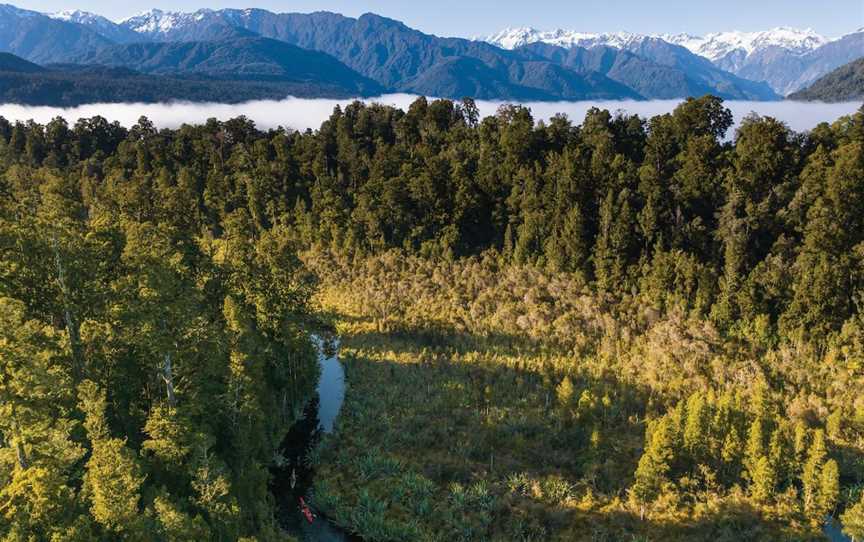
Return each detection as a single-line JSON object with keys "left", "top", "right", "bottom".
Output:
{"left": 483, "top": 28, "right": 652, "bottom": 51}
{"left": 483, "top": 26, "right": 836, "bottom": 59}
{"left": 482, "top": 26, "right": 863, "bottom": 95}
{"left": 46, "top": 8, "right": 141, "bottom": 42}
{"left": 118, "top": 8, "right": 225, "bottom": 37}
{"left": 51, "top": 9, "right": 111, "bottom": 26}
{"left": 663, "top": 28, "right": 829, "bottom": 60}
{"left": 120, "top": 9, "right": 187, "bottom": 35}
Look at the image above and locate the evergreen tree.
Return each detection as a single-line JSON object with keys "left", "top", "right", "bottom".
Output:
{"left": 720, "top": 425, "right": 743, "bottom": 478}
{"left": 593, "top": 189, "right": 637, "bottom": 292}
{"left": 79, "top": 380, "right": 146, "bottom": 536}
{"left": 802, "top": 429, "right": 829, "bottom": 522}
{"left": 745, "top": 417, "right": 766, "bottom": 478}
{"left": 632, "top": 417, "right": 675, "bottom": 519}
{"left": 818, "top": 459, "right": 840, "bottom": 519}
{"left": 842, "top": 492, "right": 864, "bottom": 542}
{"left": 683, "top": 391, "right": 709, "bottom": 460}
{"left": 749, "top": 455, "right": 776, "bottom": 503}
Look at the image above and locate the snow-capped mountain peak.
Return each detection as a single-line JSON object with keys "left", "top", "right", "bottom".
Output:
{"left": 48, "top": 9, "right": 116, "bottom": 28}
{"left": 119, "top": 7, "right": 166, "bottom": 22}
{"left": 483, "top": 26, "right": 830, "bottom": 62}
{"left": 120, "top": 8, "right": 223, "bottom": 37}
{"left": 483, "top": 27, "right": 652, "bottom": 51}
{"left": 482, "top": 27, "right": 539, "bottom": 50}
{"left": 121, "top": 8, "right": 184, "bottom": 34}
{"left": 50, "top": 8, "right": 87, "bottom": 21}
{"left": 666, "top": 27, "right": 829, "bottom": 61}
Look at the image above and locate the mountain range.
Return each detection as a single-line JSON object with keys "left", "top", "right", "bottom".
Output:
{"left": 0, "top": 4, "right": 857, "bottom": 105}
{"left": 484, "top": 26, "right": 864, "bottom": 96}
{"left": 75, "top": 8, "right": 780, "bottom": 100}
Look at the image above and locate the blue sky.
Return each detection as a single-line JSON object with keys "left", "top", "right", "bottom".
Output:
{"left": 22, "top": 0, "right": 863, "bottom": 37}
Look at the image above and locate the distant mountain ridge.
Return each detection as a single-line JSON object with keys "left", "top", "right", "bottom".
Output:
{"left": 107, "top": 9, "right": 648, "bottom": 100}
{"left": 63, "top": 36, "right": 384, "bottom": 94}
{"left": 48, "top": 9, "right": 141, "bottom": 43}
{"left": 663, "top": 28, "right": 829, "bottom": 62}
{"left": 0, "top": 51, "right": 383, "bottom": 105}
{"left": 0, "top": 6, "right": 650, "bottom": 101}
{"left": 483, "top": 26, "right": 832, "bottom": 60}
{"left": 516, "top": 42, "right": 772, "bottom": 100}
{"left": 483, "top": 26, "right": 864, "bottom": 95}
{"left": 0, "top": 50, "right": 43, "bottom": 72}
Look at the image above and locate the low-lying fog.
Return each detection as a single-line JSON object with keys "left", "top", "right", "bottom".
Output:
{"left": 0, "top": 94, "right": 859, "bottom": 134}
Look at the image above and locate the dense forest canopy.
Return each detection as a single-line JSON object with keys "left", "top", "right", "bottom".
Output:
{"left": 0, "top": 96, "right": 863, "bottom": 540}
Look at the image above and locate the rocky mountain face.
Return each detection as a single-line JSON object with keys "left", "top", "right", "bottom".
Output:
{"left": 518, "top": 42, "right": 772, "bottom": 100}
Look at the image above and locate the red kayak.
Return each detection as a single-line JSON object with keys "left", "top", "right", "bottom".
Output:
{"left": 299, "top": 497, "right": 314, "bottom": 524}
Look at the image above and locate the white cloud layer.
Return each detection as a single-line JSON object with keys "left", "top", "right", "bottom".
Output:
{"left": 0, "top": 94, "right": 859, "bottom": 135}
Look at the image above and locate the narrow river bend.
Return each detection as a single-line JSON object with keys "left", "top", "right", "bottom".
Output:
{"left": 271, "top": 336, "right": 359, "bottom": 542}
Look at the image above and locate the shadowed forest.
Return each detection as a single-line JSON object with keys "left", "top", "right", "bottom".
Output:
{"left": 0, "top": 96, "right": 863, "bottom": 541}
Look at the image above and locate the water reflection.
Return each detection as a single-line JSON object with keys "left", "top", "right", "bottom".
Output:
{"left": 825, "top": 518, "right": 852, "bottom": 542}
{"left": 315, "top": 336, "right": 345, "bottom": 435}
{"left": 270, "top": 335, "right": 354, "bottom": 541}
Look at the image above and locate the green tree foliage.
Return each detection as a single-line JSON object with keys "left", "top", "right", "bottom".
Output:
{"left": 624, "top": 381, "right": 851, "bottom": 530}
{"left": 80, "top": 380, "right": 146, "bottom": 535}
{"left": 749, "top": 455, "right": 776, "bottom": 503}
{"left": 843, "top": 492, "right": 864, "bottom": 541}
{"left": 818, "top": 459, "right": 840, "bottom": 519}
{"left": 0, "top": 97, "right": 862, "bottom": 540}
{"left": 802, "top": 428, "right": 828, "bottom": 520}
{"left": 631, "top": 417, "right": 674, "bottom": 518}
{"left": 0, "top": 114, "right": 318, "bottom": 540}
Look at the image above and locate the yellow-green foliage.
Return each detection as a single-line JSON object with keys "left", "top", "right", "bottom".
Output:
{"left": 842, "top": 492, "right": 864, "bottom": 541}
{"left": 305, "top": 250, "right": 864, "bottom": 541}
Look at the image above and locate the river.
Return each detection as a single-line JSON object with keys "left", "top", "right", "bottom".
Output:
{"left": 826, "top": 518, "right": 853, "bottom": 542}
{"left": 271, "top": 335, "right": 358, "bottom": 542}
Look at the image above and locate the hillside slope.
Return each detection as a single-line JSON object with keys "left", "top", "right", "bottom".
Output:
{"left": 0, "top": 51, "right": 382, "bottom": 105}
{"left": 64, "top": 37, "right": 384, "bottom": 95}
{"left": 0, "top": 4, "right": 113, "bottom": 63}
{"left": 788, "top": 57, "right": 864, "bottom": 102}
